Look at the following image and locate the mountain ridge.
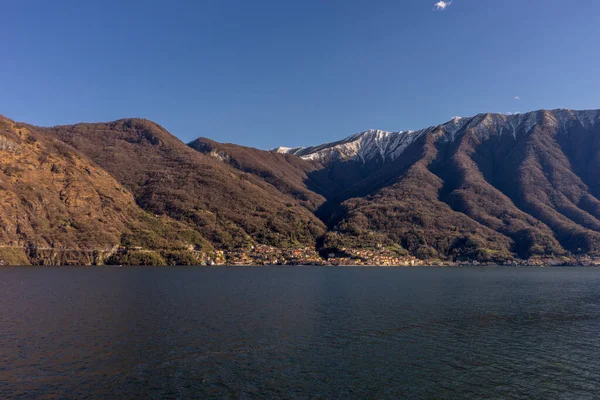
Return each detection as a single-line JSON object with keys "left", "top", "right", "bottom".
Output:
{"left": 274, "top": 109, "right": 600, "bottom": 165}
{"left": 1, "top": 108, "right": 599, "bottom": 265}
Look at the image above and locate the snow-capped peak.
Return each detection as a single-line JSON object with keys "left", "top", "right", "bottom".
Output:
{"left": 273, "top": 146, "right": 295, "bottom": 154}
{"left": 275, "top": 127, "right": 433, "bottom": 164}
{"left": 274, "top": 109, "right": 600, "bottom": 164}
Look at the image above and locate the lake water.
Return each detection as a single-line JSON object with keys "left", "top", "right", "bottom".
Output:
{"left": 1, "top": 267, "right": 600, "bottom": 399}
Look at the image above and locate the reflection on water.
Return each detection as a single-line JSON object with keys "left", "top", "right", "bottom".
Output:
{"left": 1, "top": 266, "right": 600, "bottom": 399}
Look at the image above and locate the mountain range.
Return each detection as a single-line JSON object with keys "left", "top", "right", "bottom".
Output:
{"left": 1, "top": 108, "right": 599, "bottom": 265}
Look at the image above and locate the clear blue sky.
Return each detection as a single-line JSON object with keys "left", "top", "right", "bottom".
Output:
{"left": 2, "top": 0, "right": 599, "bottom": 149}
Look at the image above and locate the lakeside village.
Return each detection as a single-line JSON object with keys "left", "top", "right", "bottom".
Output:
{"left": 192, "top": 244, "right": 600, "bottom": 267}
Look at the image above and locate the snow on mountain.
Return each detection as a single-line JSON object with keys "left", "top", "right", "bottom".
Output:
{"left": 275, "top": 128, "right": 435, "bottom": 164}
{"left": 275, "top": 109, "right": 600, "bottom": 164}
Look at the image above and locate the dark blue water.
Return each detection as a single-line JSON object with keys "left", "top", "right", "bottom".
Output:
{"left": 1, "top": 266, "right": 600, "bottom": 399}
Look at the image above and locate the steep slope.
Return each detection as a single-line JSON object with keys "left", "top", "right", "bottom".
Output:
{"left": 429, "top": 113, "right": 567, "bottom": 259}
{"left": 284, "top": 109, "right": 600, "bottom": 260}
{"left": 44, "top": 119, "right": 326, "bottom": 250}
{"left": 188, "top": 138, "right": 331, "bottom": 210}
{"left": 320, "top": 130, "right": 516, "bottom": 262}
{"left": 0, "top": 116, "right": 209, "bottom": 265}
{"left": 469, "top": 111, "right": 600, "bottom": 256}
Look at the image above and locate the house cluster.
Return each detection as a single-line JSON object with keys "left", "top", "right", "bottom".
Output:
{"left": 325, "top": 248, "right": 425, "bottom": 266}
{"left": 214, "top": 245, "right": 324, "bottom": 266}
{"left": 575, "top": 256, "right": 600, "bottom": 266}
{"left": 214, "top": 245, "right": 429, "bottom": 266}
{"left": 200, "top": 245, "right": 600, "bottom": 267}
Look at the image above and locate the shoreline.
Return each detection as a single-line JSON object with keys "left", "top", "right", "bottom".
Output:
{"left": 1, "top": 263, "right": 599, "bottom": 268}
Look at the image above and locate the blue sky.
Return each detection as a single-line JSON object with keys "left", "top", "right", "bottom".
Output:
{"left": 2, "top": 0, "right": 599, "bottom": 149}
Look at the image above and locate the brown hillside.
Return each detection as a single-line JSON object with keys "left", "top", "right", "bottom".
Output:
{"left": 188, "top": 137, "right": 332, "bottom": 211}
{"left": 3, "top": 108, "right": 599, "bottom": 264}
{"left": 43, "top": 119, "right": 326, "bottom": 250}
{"left": 0, "top": 117, "right": 210, "bottom": 265}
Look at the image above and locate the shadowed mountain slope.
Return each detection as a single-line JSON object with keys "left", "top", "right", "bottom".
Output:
{"left": 282, "top": 109, "right": 600, "bottom": 260}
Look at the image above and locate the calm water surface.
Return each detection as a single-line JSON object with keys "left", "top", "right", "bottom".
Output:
{"left": 1, "top": 266, "right": 600, "bottom": 399}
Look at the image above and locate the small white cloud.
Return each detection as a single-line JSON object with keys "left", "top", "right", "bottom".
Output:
{"left": 514, "top": 96, "right": 521, "bottom": 100}
{"left": 435, "top": 1, "right": 452, "bottom": 10}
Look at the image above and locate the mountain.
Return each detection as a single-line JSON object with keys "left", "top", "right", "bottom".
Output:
{"left": 42, "top": 119, "right": 326, "bottom": 251}
{"left": 1, "top": 108, "right": 599, "bottom": 265}
{"left": 274, "top": 127, "right": 435, "bottom": 164}
{"left": 276, "top": 109, "right": 600, "bottom": 261}
{"left": 188, "top": 137, "right": 331, "bottom": 210}
{"left": 0, "top": 116, "right": 211, "bottom": 265}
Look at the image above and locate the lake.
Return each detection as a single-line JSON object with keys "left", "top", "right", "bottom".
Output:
{"left": 1, "top": 266, "right": 600, "bottom": 399}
